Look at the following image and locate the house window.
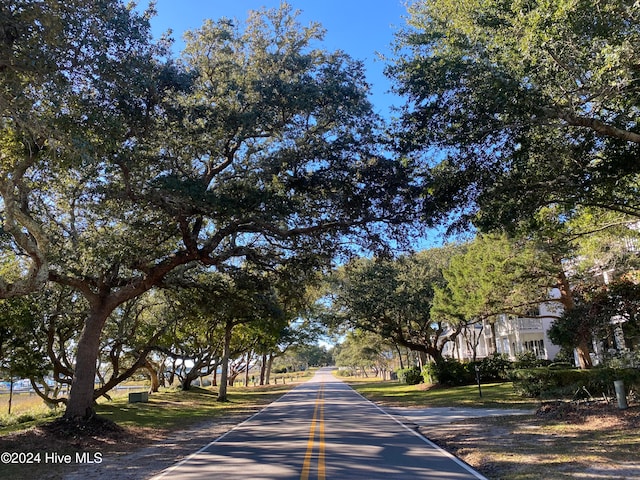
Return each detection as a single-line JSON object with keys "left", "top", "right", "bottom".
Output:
{"left": 523, "top": 339, "right": 546, "bottom": 358}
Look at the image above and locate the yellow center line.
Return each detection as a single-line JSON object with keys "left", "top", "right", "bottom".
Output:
{"left": 300, "top": 383, "right": 325, "bottom": 480}
{"left": 318, "top": 385, "right": 325, "bottom": 480}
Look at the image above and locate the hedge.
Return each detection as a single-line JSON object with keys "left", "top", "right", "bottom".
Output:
{"left": 422, "top": 354, "right": 512, "bottom": 386}
{"left": 510, "top": 367, "right": 640, "bottom": 398}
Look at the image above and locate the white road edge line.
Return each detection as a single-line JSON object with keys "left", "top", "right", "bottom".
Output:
{"left": 345, "top": 381, "right": 489, "bottom": 480}
{"left": 149, "top": 373, "right": 488, "bottom": 480}
{"left": 148, "top": 383, "right": 309, "bottom": 480}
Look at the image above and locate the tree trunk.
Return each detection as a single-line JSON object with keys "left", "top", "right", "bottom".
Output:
{"left": 168, "top": 358, "right": 177, "bottom": 386}
{"left": 64, "top": 308, "right": 110, "bottom": 419}
{"left": 576, "top": 339, "right": 593, "bottom": 369}
{"left": 228, "top": 372, "right": 239, "bottom": 386}
{"left": 8, "top": 375, "right": 13, "bottom": 415}
{"left": 555, "top": 267, "right": 593, "bottom": 369}
{"left": 244, "top": 350, "right": 251, "bottom": 387}
{"left": 490, "top": 321, "right": 498, "bottom": 354}
{"left": 395, "top": 344, "right": 404, "bottom": 370}
{"left": 143, "top": 360, "right": 160, "bottom": 393}
{"left": 265, "top": 353, "right": 274, "bottom": 385}
{"left": 259, "top": 353, "right": 267, "bottom": 385}
{"left": 210, "top": 359, "right": 218, "bottom": 387}
{"left": 418, "top": 351, "right": 427, "bottom": 369}
{"left": 157, "top": 356, "right": 166, "bottom": 388}
{"left": 181, "top": 375, "right": 193, "bottom": 391}
{"left": 218, "top": 320, "right": 233, "bottom": 402}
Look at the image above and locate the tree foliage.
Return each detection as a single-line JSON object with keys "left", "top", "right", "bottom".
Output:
{"left": 334, "top": 331, "right": 391, "bottom": 377}
{"left": 549, "top": 279, "right": 640, "bottom": 355}
{"left": 433, "top": 234, "right": 561, "bottom": 323}
{"left": 389, "top": 0, "right": 640, "bottom": 231}
{"left": 330, "top": 248, "right": 460, "bottom": 364}
{"left": 1, "top": 1, "right": 420, "bottom": 419}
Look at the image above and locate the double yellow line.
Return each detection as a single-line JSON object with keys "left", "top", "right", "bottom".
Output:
{"left": 300, "top": 383, "right": 325, "bottom": 480}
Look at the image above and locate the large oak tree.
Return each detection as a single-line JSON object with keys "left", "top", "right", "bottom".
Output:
{"left": 388, "top": 0, "right": 640, "bottom": 232}
{"left": 1, "top": 2, "right": 418, "bottom": 419}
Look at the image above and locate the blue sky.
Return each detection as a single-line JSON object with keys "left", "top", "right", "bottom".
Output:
{"left": 144, "top": 1, "right": 446, "bottom": 249}
{"left": 146, "top": 0, "right": 410, "bottom": 118}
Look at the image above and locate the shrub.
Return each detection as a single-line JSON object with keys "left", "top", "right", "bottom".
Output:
{"left": 478, "top": 353, "right": 512, "bottom": 381}
{"left": 16, "top": 413, "right": 36, "bottom": 423}
{"left": 396, "top": 367, "right": 423, "bottom": 385}
{"left": 604, "top": 350, "right": 640, "bottom": 369}
{"left": 510, "top": 368, "right": 557, "bottom": 397}
{"left": 510, "top": 367, "right": 640, "bottom": 398}
{"left": 514, "top": 351, "right": 551, "bottom": 369}
{"left": 422, "top": 359, "right": 475, "bottom": 386}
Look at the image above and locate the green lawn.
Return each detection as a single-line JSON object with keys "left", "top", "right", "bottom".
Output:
{"left": 95, "top": 385, "right": 292, "bottom": 430}
{"left": 0, "top": 383, "right": 297, "bottom": 480}
{"left": 0, "top": 383, "right": 297, "bottom": 436}
{"left": 349, "top": 380, "right": 539, "bottom": 409}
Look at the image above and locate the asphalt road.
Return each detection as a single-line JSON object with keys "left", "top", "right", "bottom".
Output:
{"left": 150, "top": 368, "right": 487, "bottom": 480}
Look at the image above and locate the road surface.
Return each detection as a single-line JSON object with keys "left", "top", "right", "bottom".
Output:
{"left": 150, "top": 368, "right": 487, "bottom": 479}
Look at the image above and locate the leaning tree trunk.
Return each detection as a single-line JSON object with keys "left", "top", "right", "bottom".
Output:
{"left": 395, "top": 344, "right": 404, "bottom": 370}
{"left": 64, "top": 308, "right": 110, "bottom": 419}
{"left": 143, "top": 359, "right": 160, "bottom": 393}
{"left": 575, "top": 338, "right": 594, "bottom": 369}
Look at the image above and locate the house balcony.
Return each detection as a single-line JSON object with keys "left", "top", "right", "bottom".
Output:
{"left": 496, "top": 317, "right": 544, "bottom": 336}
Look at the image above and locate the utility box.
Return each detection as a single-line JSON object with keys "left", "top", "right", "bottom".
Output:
{"left": 128, "top": 391, "right": 149, "bottom": 403}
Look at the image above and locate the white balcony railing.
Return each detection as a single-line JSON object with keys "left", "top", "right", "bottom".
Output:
{"left": 495, "top": 317, "right": 543, "bottom": 336}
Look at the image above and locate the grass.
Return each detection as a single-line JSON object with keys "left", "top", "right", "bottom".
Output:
{"left": 0, "top": 383, "right": 297, "bottom": 435}
{"left": 95, "top": 384, "right": 292, "bottom": 430}
{"left": 349, "top": 380, "right": 540, "bottom": 409}
{"left": 0, "top": 382, "right": 300, "bottom": 480}
{"left": 0, "top": 393, "right": 62, "bottom": 433}
{"left": 0, "top": 370, "right": 314, "bottom": 434}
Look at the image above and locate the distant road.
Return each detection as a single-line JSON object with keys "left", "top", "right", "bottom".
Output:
{"left": 150, "top": 368, "right": 487, "bottom": 480}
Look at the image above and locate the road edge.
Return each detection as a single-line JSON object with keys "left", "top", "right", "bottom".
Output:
{"left": 342, "top": 378, "right": 490, "bottom": 480}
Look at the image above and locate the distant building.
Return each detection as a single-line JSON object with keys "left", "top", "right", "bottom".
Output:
{"left": 442, "top": 290, "right": 563, "bottom": 362}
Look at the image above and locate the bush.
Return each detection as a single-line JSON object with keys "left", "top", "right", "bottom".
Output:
{"left": 422, "top": 359, "right": 475, "bottom": 386}
{"left": 510, "top": 367, "right": 640, "bottom": 398}
{"left": 514, "top": 351, "right": 551, "bottom": 369}
{"left": 478, "top": 353, "right": 512, "bottom": 381}
{"left": 604, "top": 350, "right": 640, "bottom": 369}
{"left": 510, "top": 368, "right": 557, "bottom": 397}
{"left": 396, "top": 367, "right": 422, "bottom": 385}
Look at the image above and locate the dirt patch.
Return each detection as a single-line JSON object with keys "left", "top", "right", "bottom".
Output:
{"left": 422, "top": 402, "right": 640, "bottom": 480}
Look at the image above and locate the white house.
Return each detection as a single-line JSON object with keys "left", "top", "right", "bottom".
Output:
{"left": 443, "top": 289, "right": 563, "bottom": 361}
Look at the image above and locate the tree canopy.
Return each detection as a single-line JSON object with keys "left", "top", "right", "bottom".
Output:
{"left": 329, "top": 247, "right": 461, "bottom": 364}
{"left": 0, "top": 1, "right": 420, "bottom": 419}
{"left": 388, "top": 0, "right": 640, "bottom": 232}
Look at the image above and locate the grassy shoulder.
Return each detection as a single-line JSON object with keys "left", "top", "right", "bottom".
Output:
{"left": 95, "top": 384, "right": 292, "bottom": 430}
{"left": 0, "top": 382, "right": 300, "bottom": 480}
{"left": 423, "top": 403, "right": 640, "bottom": 480}
{"left": 347, "top": 378, "right": 539, "bottom": 410}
